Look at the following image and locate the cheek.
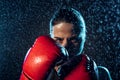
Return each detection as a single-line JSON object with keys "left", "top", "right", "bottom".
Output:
{"left": 70, "top": 42, "right": 80, "bottom": 49}
{"left": 73, "top": 43, "right": 80, "bottom": 50}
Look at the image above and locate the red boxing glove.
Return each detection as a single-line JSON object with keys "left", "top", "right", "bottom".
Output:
{"left": 64, "top": 54, "right": 97, "bottom": 80}
{"left": 20, "top": 35, "right": 68, "bottom": 80}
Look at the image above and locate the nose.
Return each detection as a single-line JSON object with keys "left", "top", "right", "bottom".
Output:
{"left": 61, "top": 39, "right": 68, "bottom": 48}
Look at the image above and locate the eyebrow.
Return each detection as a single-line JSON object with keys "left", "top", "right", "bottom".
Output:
{"left": 54, "top": 36, "right": 78, "bottom": 40}
{"left": 54, "top": 37, "right": 64, "bottom": 40}
{"left": 69, "top": 36, "right": 77, "bottom": 40}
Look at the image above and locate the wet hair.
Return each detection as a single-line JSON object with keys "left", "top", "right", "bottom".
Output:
{"left": 49, "top": 8, "right": 86, "bottom": 39}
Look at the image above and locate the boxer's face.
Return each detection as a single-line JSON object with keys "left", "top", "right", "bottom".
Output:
{"left": 51, "top": 22, "right": 85, "bottom": 57}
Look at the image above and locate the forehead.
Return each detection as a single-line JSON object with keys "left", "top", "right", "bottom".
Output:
{"left": 52, "top": 22, "right": 81, "bottom": 38}
{"left": 53, "top": 22, "right": 74, "bottom": 32}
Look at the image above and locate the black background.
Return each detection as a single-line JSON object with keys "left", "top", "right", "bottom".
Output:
{"left": 0, "top": 0, "right": 119, "bottom": 80}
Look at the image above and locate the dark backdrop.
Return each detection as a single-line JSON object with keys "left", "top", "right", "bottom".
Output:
{"left": 0, "top": 0, "right": 119, "bottom": 80}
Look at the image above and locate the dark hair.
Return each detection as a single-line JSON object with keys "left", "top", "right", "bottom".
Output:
{"left": 49, "top": 8, "right": 86, "bottom": 39}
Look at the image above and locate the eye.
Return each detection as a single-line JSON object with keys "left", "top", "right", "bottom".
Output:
{"left": 56, "top": 38, "right": 63, "bottom": 41}
{"left": 70, "top": 37, "right": 80, "bottom": 43}
{"left": 70, "top": 37, "right": 78, "bottom": 43}
{"left": 54, "top": 37, "right": 63, "bottom": 43}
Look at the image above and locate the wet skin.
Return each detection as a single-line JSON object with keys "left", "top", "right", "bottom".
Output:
{"left": 51, "top": 22, "right": 84, "bottom": 57}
